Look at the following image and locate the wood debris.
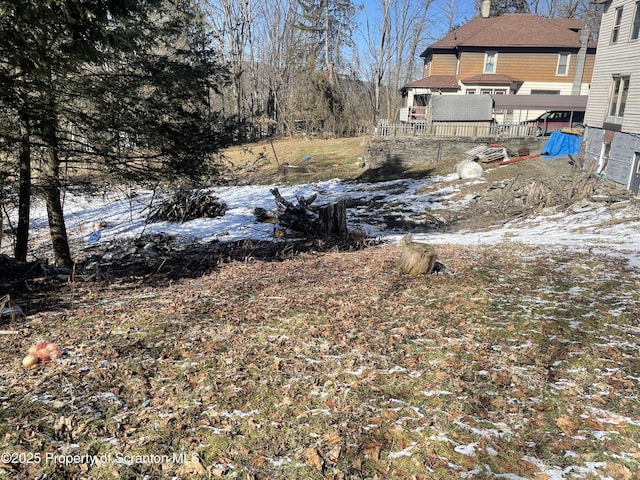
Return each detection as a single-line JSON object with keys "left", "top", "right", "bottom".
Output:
{"left": 149, "top": 190, "right": 227, "bottom": 223}
{"left": 265, "top": 188, "right": 348, "bottom": 239}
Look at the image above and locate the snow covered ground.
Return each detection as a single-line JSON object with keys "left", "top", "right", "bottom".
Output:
{"left": 6, "top": 172, "right": 640, "bottom": 269}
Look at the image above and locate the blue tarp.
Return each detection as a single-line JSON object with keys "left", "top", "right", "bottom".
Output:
{"left": 541, "top": 131, "right": 583, "bottom": 158}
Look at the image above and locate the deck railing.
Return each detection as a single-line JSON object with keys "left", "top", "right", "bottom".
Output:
{"left": 374, "top": 121, "right": 537, "bottom": 138}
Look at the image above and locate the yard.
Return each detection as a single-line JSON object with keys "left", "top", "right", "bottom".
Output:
{"left": 1, "top": 137, "right": 639, "bottom": 479}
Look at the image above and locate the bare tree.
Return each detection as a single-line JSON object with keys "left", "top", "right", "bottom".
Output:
{"left": 361, "top": 0, "right": 435, "bottom": 123}
{"left": 362, "top": 0, "right": 392, "bottom": 124}
{"left": 205, "top": 0, "right": 255, "bottom": 117}
{"left": 252, "top": 0, "right": 304, "bottom": 134}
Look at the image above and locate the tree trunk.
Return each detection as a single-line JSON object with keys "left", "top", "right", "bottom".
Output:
{"left": 15, "top": 114, "right": 31, "bottom": 262}
{"left": 397, "top": 235, "right": 436, "bottom": 275}
{"left": 42, "top": 118, "right": 73, "bottom": 269}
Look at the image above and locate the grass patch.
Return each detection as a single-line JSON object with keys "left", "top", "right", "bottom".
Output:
{"left": 220, "top": 136, "right": 368, "bottom": 185}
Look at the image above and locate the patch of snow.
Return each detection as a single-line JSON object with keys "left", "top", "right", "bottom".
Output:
{"left": 387, "top": 442, "right": 418, "bottom": 459}
{"left": 263, "top": 456, "right": 292, "bottom": 467}
{"left": 346, "top": 366, "right": 367, "bottom": 376}
{"left": 454, "top": 442, "right": 478, "bottom": 456}
{"left": 384, "top": 365, "right": 407, "bottom": 374}
{"left": 422, "top": 390, "right": 453, "bottom": 397}
{"left": 8, "top": 174, "right": 640, "bottom": 270}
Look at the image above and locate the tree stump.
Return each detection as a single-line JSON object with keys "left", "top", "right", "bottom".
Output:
{"left": 269, "top": 188, "right": 348, "bottom": 239}
{"left": 318, "top": 199, "right": 347, "bottom": 239}
{"left": 397, "top": 235, "right": 437, "bottom": 275}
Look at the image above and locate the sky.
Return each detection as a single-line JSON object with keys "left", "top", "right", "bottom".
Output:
{"left": 8, "top": 166, "right": 640, "bottom": 269}
{"left": 354, "top": 0, "right": 477, "bottom": 44}
{"left": 353, "top": 0, "right": 478, "bottom": 78}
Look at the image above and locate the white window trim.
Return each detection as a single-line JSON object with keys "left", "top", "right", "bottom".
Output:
{"left": 607, "top": 75, "right": 630, "bottom": 123}
{"left": 631, "top": 1, "right": 640, "bottom": 40}
{"left": 483, "top": 51, "right": 497, "bottom": 74}
{"left": 556, "top": 52, "right": 570, "bottom": 76}
{"left": 612, "top": 7, "right": 624, "bottom": 44}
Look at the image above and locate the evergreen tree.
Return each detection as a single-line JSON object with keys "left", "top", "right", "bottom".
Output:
{"left": 292, "top": 0, "right": 358, "bottom": 136}
{"left": 0, "top": 0, "right": 232, "bottom": 267}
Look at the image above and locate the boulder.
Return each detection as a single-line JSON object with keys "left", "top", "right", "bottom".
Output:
{"left": 456, "top": 160, "right": 484, "bottom": 179}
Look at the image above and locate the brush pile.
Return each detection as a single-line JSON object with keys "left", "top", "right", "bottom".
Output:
{"left": 0, "top": 254, "right": 70, "bottom": 291}
{"left": 462, "top": 169, "right": 632, "bottom": 226}
{"left": 150, "top": 190, "right": 227, "bottom": 223}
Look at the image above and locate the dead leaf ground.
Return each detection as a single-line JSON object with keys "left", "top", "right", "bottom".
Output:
{"left": 1, "top": 241, "right": 639, "bottom": 479}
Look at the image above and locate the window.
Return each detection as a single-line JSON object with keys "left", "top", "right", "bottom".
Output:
{"left": 632, "top": 1, "right": 640, "bottom": 40}
{"left": 466, "top": 90, "right": 476, "bottom": 94}
{"left": 484, "top": 51, "right": 497, "bottom": 73}
{"left": 612, "top": 7, "right": 623, "bottom": 43}
{"left": 608, "top": 75, "right": 630, "bottom": 121}
{"left": 413, "top": 94, "right": 429, "bottom": 107}
{"left": 531, "top": 90, "right": 561, "bottom": 95}
{"left": 556, "top": 53, "right": 570, "bottom": 76}
{"left": 473, "top": 88, "right": 506, "bottom": 95}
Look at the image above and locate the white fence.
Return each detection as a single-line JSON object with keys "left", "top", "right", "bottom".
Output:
{"left": 374, "top": 121, "right": 537, "bottom": 138}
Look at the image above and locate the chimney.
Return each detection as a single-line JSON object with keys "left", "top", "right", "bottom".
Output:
{"left": 481, "top": 0, "right": 491, "bottom": 18}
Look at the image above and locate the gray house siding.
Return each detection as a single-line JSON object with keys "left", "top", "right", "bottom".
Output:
{"left": 607, "top": 134, "right": 639, "bottom": 186}
{"left": 583, "top": 0, "right": 640, "bottom": 192}
{"left": 431, "top": 95, "right": 493, "bottom": 121}
{"left": 584, "top": 127, "right": 640, "bottom": 191}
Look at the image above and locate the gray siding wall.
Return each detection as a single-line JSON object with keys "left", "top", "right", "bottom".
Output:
{"left": 584, "top": 0, "right": 640, "bottom": 133}
{"left": 584, "top": 127, "right": 640, "bottom": 187}
{"left": 582, "top": 127, "right": 605, "bottom": 166}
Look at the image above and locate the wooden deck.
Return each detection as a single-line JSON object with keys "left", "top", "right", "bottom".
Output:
{"left": 374, "top": 121, "right": 537, "bottom": 138}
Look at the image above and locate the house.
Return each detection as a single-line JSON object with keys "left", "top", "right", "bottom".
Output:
{"left": 582, "top": 0, "right": 640, "bottom": 192}
{"left": 401, "top": 2, "right": 596, "bottom": 125}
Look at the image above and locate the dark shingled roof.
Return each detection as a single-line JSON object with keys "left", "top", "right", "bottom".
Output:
{"left": 422, "top": 14, "right": 594, "bottom": 55}
{"left": 461, "top": 73, "right": 522, "bottom": 85}
{"left": 490, "top": 94, "right": 588, "bottom": 110}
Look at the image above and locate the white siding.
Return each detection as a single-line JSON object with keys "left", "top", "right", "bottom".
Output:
{"left": 585, "top": 0, "right": 640, "bottom": 133}
{"left": 518, "top": 81, "right": 589, "bottom": 95}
